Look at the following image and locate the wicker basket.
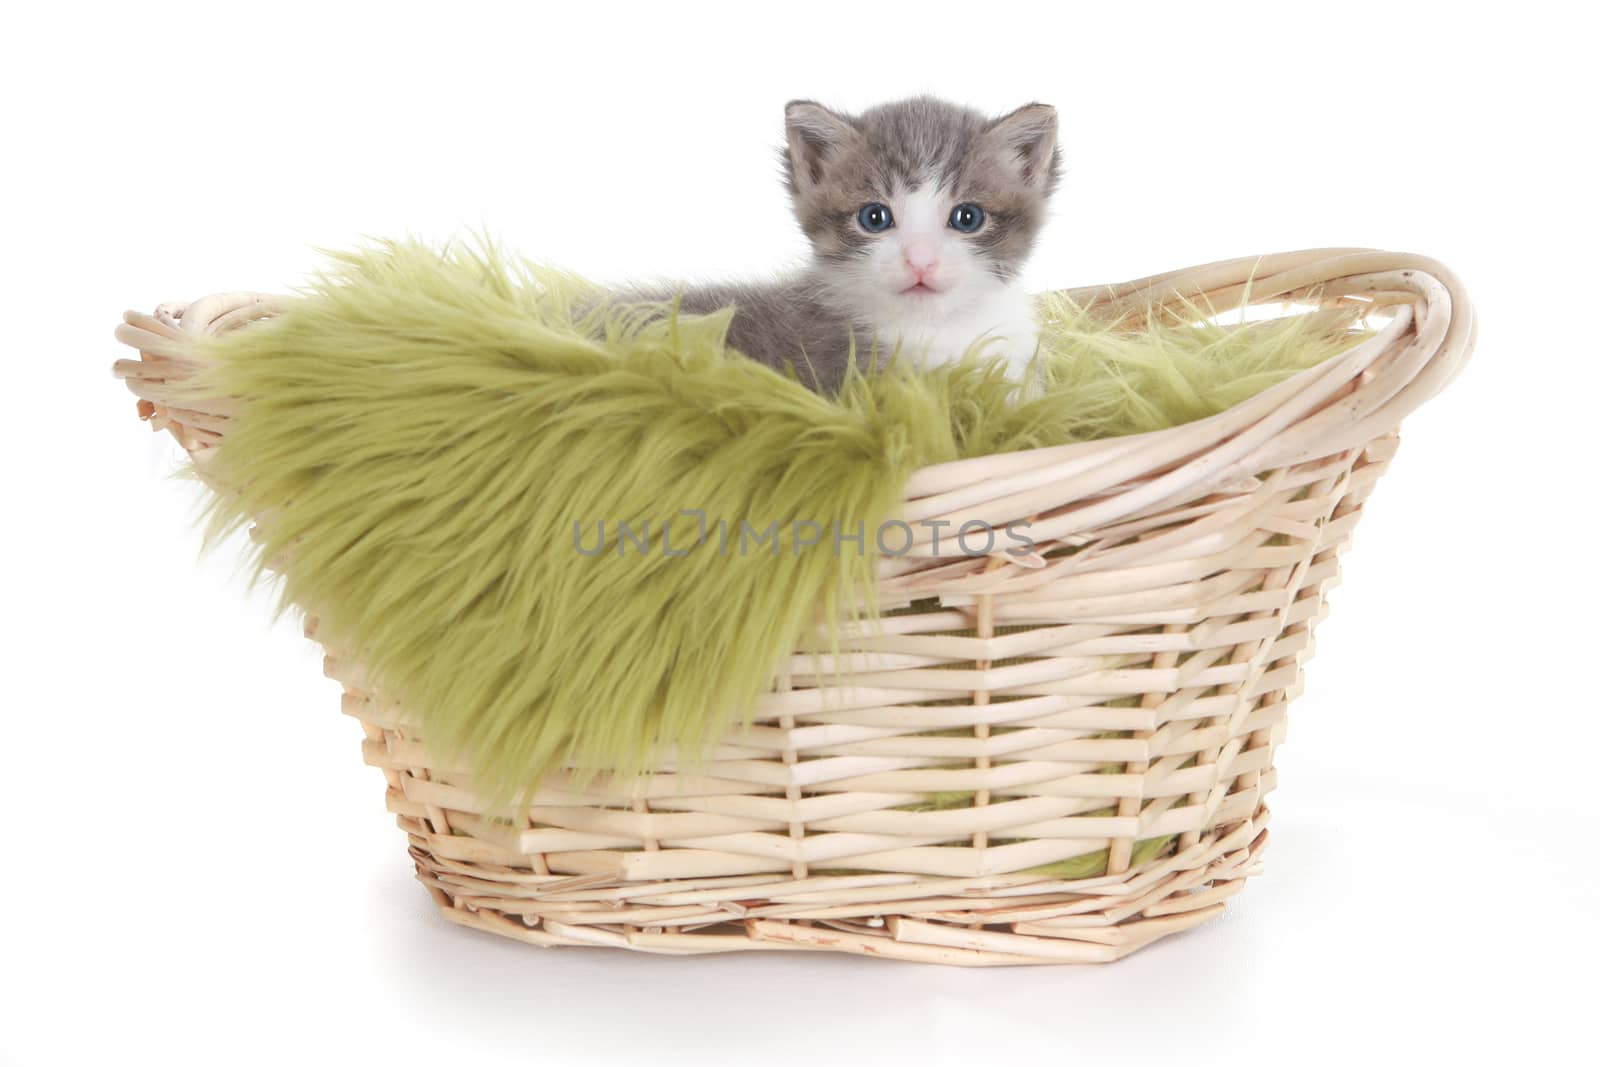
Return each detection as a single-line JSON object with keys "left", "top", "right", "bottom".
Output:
{"left": 113, "top": 248, "right": 1473, "bottom": 966}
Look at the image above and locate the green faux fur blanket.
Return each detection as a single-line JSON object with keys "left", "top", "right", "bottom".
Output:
{"left": 184, "top": 239, "right": 1362, "bottom": 807}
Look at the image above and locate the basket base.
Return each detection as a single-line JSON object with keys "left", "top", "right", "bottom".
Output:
{"left": 403, "top": 808, "right": 1269, "bottom": 966}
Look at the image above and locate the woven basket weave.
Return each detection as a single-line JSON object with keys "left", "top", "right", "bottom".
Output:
{"left": 113, "top": 248, "right": 1473, "bottom": 966}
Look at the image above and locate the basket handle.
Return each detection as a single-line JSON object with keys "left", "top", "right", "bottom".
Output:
{"left": 900, "top": 248, "right": 1475, "bottom": 541}
{"left": 1067, "top": 247, "right": 1475, "bottom": 450}
{"left": 112, "top": 292, "right": 280, "bottom": 453}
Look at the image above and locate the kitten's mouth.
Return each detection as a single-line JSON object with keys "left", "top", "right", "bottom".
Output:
{"left": 900, "top": 281, "right": 942, "bottom": 296}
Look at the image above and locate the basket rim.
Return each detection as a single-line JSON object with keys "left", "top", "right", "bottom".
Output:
{"left": 111, "top": 246, "right": 1474, "bottom": 531}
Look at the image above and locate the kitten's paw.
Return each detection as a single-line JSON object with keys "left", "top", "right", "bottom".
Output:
{"left": 993, "top": 340, "right": 1046, "bottom": 401}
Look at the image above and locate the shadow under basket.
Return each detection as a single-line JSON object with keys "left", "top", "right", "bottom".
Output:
{"left": 113, "top": 248, "right": 1474, "bottom": 966}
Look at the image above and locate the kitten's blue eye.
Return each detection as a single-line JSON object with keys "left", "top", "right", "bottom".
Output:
{"left": 949, "top": 203, "right": 985, "bottom": 233}
{"left": 857, "top": 202, "right": 894, "bottom": 233}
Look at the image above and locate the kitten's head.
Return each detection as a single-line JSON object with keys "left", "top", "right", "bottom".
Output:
{"left": 781, "top": 95, "right": 1060, "bottom": 319}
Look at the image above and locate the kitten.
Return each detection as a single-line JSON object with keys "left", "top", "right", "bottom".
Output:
{"left": 613, "top": 96, "right": 1061, "bottom": 393}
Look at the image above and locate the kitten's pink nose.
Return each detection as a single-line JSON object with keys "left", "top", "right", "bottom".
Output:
{"left": 902, "top": 241, "right": 939, "bottom": 278}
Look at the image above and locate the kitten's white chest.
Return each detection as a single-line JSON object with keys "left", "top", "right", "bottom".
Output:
{"left": 874, "top": 285, "right": 1039, "bottom": 380}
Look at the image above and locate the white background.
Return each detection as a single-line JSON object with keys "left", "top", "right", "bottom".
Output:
{"left": 5, "top": 2, "right": 1596, "bottom": 1063}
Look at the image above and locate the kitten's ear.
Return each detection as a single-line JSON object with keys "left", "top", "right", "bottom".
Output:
{"left": 988, "top": 103, "right": 1060, "bottom": 193}
{"left": 784, "top": 100, "right": 855, "bottom": 193}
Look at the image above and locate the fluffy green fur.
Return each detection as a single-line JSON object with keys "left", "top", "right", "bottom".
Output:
{"left": 182, "top": 238, "right": 1362, "bottom": 817}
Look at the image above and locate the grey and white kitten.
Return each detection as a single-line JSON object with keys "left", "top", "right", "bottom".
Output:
{"left": 615, "top": 96, "right": 1061, "bottom": 393}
